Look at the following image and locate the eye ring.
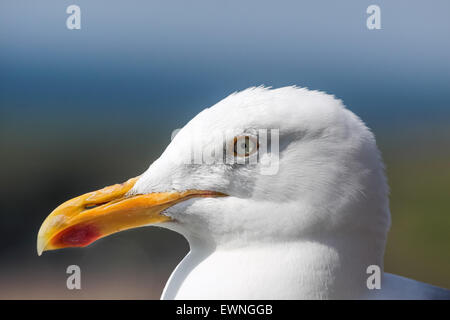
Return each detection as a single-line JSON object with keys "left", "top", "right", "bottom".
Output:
{"left": 233, "top": 135, "right": 259, "bottom": 157}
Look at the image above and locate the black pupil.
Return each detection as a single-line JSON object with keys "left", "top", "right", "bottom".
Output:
{"left": 234, "top": 136, "right": 254, "bottom": 156}
{"left": 240, "top": 138, "right": 249, "bottom": 153}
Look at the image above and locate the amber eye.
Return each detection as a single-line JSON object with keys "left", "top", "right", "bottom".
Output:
{"left": 233, "top": 135, "right": 259, "bottom": 157}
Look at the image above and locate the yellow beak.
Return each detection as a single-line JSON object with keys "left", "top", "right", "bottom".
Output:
{"left": 37, "top": 176, "right": 225, "bottom": 255}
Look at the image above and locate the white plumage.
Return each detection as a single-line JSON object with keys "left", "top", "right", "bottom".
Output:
{"left": 130, "top": 86, "right": 449, "bottom": 299}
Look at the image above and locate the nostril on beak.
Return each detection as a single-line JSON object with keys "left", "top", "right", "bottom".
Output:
{"left": 84, "top": 202, "right": 107, "bottom": 210}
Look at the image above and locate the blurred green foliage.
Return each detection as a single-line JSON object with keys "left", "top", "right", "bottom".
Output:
{"left": 382, "top": 127, "right": 450, "bottom": 288}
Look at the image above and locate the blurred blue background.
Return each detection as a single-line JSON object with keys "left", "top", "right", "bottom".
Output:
{"left": 0, "top": 0, "right": 449, "bottom": 298}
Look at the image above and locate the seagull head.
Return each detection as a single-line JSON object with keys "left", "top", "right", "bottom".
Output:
{"left": 37, "top": 86, "right": 390, "bottom": 256}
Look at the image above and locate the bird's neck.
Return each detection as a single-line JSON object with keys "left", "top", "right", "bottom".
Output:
{"left": 162, "top": 233, "right": 385, "bottom": 299}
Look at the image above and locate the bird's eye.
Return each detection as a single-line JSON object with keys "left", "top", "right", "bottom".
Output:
{"left": 233, "top": 135, "right": 259, "bottom": 157}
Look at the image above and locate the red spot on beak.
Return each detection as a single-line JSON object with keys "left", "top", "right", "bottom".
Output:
{"left": 52, "top": 224, "right": 101, "bottom": 248}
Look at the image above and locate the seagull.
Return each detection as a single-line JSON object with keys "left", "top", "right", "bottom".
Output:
{"left": 37, "top": 86, "right": 450, "bottom": 299}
